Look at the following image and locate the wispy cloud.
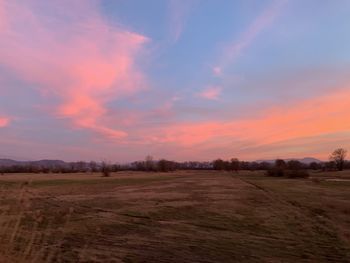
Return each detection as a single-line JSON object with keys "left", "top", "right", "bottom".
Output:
{"left": 216, "top": 0, "right": 288, "bottom": 72}
{"left": 168, "top": 0, "right": 197, "bottom": 43}
{"left": 197, "top": 86, "right": 222, "bottom": 100}
{"left": 0, "top": 0, "right": 148, "bottom": 140}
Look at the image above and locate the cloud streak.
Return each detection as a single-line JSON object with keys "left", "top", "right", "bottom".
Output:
{"left": 147, "top": 88, "right": 350, "bottom": 158}
{"left": 168, "top": 0, "right": 196, "bottom": 42}
{"left": 216, "top": 0, "right": 287, "bottom": 72}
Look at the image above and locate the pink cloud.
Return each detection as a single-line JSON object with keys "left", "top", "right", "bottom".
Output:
{"left": 212, "top": 66, "right": 222, "bottom": 76}
{"left": 147, "top": 88, "right": 350, "bottom": 159}
{"left": 198, "top": 86, "right": 222, "bottom": 100}
{"left": 0, "top": 117, "right": 10, "bottom": 127}
{"left": 0, "top": 0, "right": 148, "bottom": 139}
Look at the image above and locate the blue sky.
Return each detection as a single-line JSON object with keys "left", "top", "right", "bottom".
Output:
{"left": 0, "top": 0, "right": 349, "bottom": 161}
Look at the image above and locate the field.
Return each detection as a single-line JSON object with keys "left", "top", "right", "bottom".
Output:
{"left": 1, "top": 170, "right": 350, "bottom": 262}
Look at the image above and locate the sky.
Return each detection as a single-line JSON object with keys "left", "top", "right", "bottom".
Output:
{"left": 0, "top": 0, "right": 349, "bottom": 162}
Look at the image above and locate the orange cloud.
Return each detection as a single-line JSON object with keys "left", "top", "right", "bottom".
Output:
{"left": 149, "top": 88, "right": 350, "bottom": 152}
{"left": 238, "top": 88, "right": 350, "bottom": 145}
{"left": 0, "top": 0, "right": 148, "bottom": 139}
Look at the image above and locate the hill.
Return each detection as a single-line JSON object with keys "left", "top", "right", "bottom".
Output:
{"left": 0, "top": 159, "right": 69, "bottom": 168}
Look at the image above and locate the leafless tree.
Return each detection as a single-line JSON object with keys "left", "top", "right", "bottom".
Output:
{"left": 89, "top": 161, "right": 98, "bottom": 172}
{"left": 101, "top": 161, "right": 111, "bottom": 177}
{"left": 330, "top": 148, "right": 347, "bottom": 171}
{"left": 230, "top": 158, "right": 240, "bottom": 172}
{"left": 145, "top": 155, "right": 154, "bottom": 171}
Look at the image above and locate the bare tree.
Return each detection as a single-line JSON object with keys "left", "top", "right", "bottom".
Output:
{"left": 145, "top": 155, "right": 154, "bottom": 171}
{"left": 230, "top": 158, "right": 240, "bottom": 172}
{"left": 213, "top": 159, "right": 226, "bottom": 170}
{"left": 89, "top": 161, "right": 98, "bottom": 172}
{"left": 157, "top": 159, "right": 176, "bottom": 172}
{"left": 329, "top": 148, "right": 347, "bottom": 171}
{"left": 275, "top": 159, "right": 287, "bottom": 169}
{"left": 101, "top": 161, "right": 111, "bottom": 177}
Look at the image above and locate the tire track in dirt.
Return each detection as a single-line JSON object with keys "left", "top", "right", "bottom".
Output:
{"left": 236, "top": 176, "right": 350, "bottom": 263}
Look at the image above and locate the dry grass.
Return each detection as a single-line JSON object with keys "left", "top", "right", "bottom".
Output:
{"left": 0, "top": 170, "right": 350, "bottom": 262}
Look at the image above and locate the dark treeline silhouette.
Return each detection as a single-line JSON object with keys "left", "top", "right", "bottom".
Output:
{"left": 266, "top": 159, "right": 309, "bottom": 178}
{"left": 1, "top": 159, "right": 349, "bottom": 174}
{"left": 0, "top": 148, "right": 348, "bottom": 174}
{"left": 212, "top": 158, "right": 272, "bottom": 171}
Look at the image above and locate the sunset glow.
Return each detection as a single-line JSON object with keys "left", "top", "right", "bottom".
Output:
{"left": 0, "top": 0, "right": 349, "bottom": 161}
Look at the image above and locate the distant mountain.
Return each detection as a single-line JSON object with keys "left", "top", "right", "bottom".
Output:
{"left": 256, "top": 157, "right": 322, "bottom": 165}
{"left": 0, "top": 159, "right": 22, "bottom": 166}
{"left": 0, "top": 159, "right": 69, "bottom": 167}
{"left": 31, "top": 159, "right": 69, "bottom": 167}
{"left": 297, "top": 157, "right": 323, "bottom": 164}
{"left": 0, "top": 155, "right": 33, "bottom": 161}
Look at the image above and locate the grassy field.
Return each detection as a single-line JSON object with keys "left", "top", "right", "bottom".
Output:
{"left": 1, "top": 170, "right": 350, "bottom": 262}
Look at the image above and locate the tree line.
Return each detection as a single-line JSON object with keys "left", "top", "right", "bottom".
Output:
{"left": 0, "top": 148, "right": 348, "bottom": 174}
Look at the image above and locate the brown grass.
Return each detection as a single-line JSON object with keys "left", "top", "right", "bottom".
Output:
{"left": 0, "top": 170, "right": 350, "bottom": 262}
